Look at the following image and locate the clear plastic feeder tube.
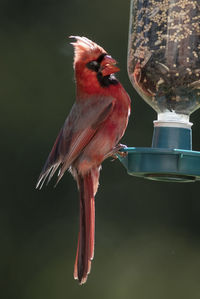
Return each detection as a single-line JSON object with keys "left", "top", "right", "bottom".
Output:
{"left": 128, "top": 0, "right": 200, "bottom": 128}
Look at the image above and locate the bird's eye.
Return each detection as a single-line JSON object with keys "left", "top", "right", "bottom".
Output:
{"left": 96, "top": 53, "right": 106, "bottom": 63}
{"left": 86, "top": 60, "right": 100, "bottom": 72}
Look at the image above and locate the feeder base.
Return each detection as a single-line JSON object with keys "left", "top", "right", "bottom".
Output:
{"left": 118, "top": 147, "right": 200, "bottom": 183}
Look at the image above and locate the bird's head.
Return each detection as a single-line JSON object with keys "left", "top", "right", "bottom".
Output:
{"left": 70, "top": 36, "right": 120, "bottom": 94}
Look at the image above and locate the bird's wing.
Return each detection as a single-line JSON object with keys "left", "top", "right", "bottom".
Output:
{"left": 36, "top": 96, "right": 115, "bottom": 188}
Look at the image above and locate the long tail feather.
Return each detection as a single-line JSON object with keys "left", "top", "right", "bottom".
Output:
{"left": 74, "top": 168, "right": 99, "bottom": 284}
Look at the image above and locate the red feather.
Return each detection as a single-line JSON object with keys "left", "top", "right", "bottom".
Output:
{"left": 36, "top": 36, "right": 131, "bottom": 284}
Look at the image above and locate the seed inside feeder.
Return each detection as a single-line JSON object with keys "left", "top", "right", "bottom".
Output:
{"left": 128, "top": 0, "right": 200, "bottom": 114}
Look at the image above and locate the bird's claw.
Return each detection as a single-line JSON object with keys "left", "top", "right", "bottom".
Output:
{"left": 109, "top": 144, "right": 128, "bottom": 160}
{"left": 116, "top": 151, "right": 128, "bottom": 158}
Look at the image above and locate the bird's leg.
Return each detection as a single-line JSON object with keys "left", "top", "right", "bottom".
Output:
{"left": 105, "top": 144, "right": 128, "bottom": 160}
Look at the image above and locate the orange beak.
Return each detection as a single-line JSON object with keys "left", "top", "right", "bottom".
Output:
{"left": 100, "top": 55, "right": 120, "bottom": 76}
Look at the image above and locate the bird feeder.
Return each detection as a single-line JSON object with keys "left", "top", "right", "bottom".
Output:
{"left": 119, "top": 0, "right": 200, "bottom": 182}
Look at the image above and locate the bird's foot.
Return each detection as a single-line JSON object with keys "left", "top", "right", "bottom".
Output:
{"left": 105, "top": 144, "right": 128, "bottom": 160}
{"left": 114, "top": 144, "right": 128, "bottom": 158}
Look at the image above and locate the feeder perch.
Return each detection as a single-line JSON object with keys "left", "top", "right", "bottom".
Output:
{"left": 119, "top": 0, "right": 200, "bottom": 182}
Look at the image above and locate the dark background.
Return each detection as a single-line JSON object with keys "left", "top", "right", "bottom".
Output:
{"left": 1, "top": 0, "right": 200, "bottom": 298}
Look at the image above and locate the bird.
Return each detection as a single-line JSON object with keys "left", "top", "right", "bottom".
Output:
{"left": 36, "top": 36, "right": 131, "bottom": 284}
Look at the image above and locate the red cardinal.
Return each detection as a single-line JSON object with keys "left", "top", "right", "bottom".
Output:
{"left": 36, "top": 36, "right": 131, "bottom": 284}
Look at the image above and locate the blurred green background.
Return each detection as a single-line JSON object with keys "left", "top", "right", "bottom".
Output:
{"left": 2, "top": 0, "right": 200, "bottom": 298}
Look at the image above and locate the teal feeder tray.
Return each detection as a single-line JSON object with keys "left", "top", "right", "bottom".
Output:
{"left": 120, "top": 0, "right": 200, "bottom": 183}
{"left": 119, "top": 126, "right": 200, "bottom": 183}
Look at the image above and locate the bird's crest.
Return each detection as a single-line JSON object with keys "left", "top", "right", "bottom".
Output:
{"left": 69, "top": 36, "right": 107, "bottom": 65}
